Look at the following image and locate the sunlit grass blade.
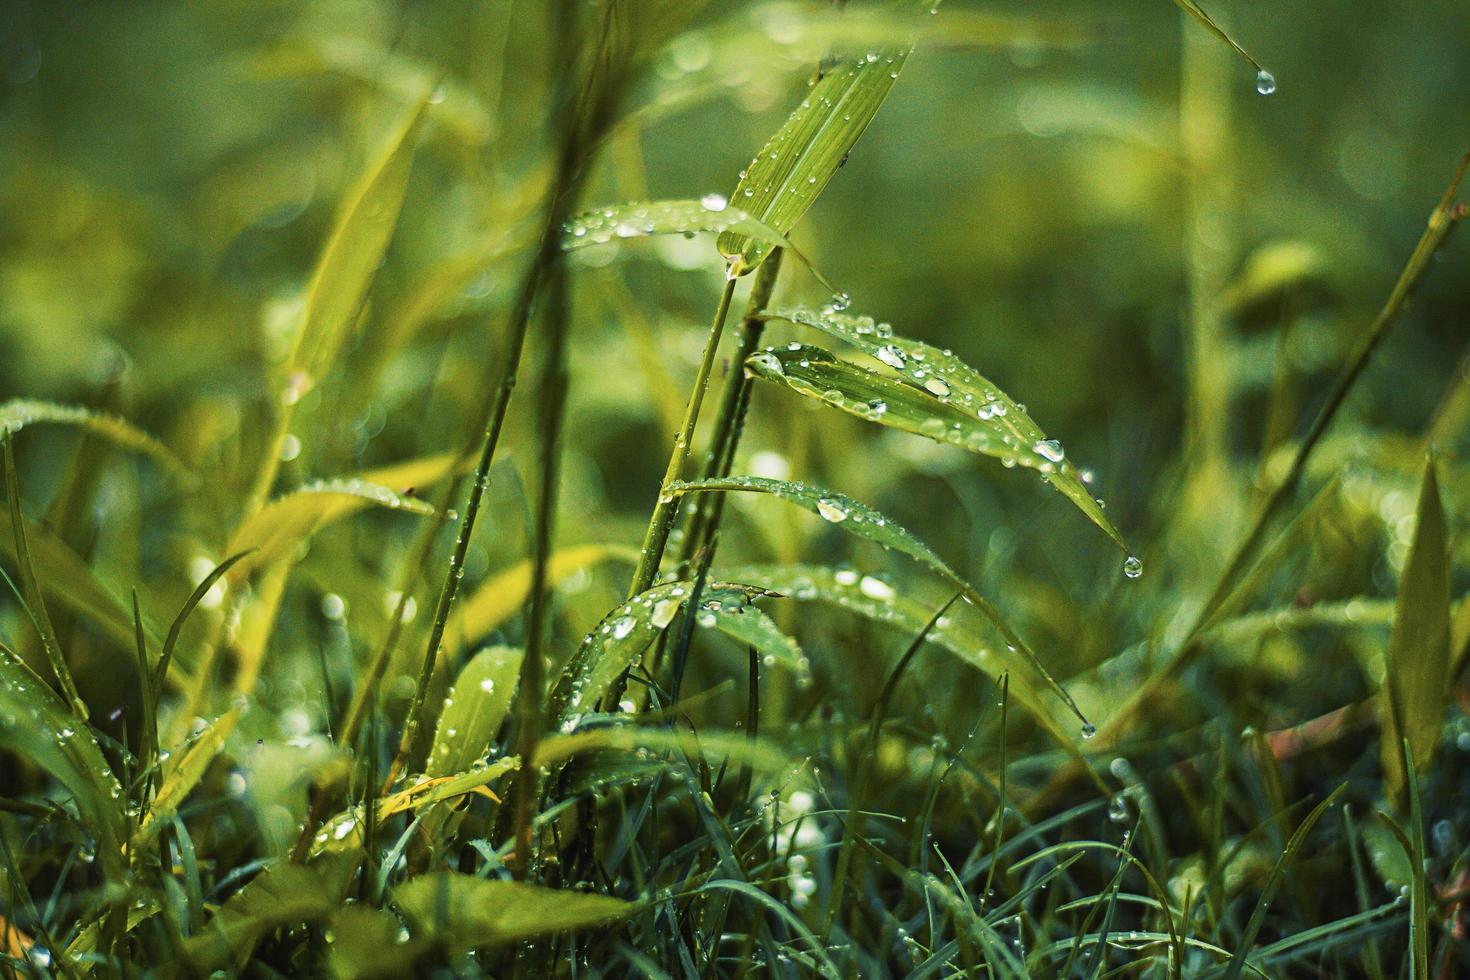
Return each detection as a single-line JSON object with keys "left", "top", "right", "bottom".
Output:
{"left": 670, "top": 475, "right": 1089, "bottom": 723}
{"left": 427, "top": 646, "right": 522, "bottom": 777}
{"left": 134, "top": 705, "right": 241, "bottom": 847}
{"left": 226, "top": 479, "right": 436, "bottom": 579}
{"left": 0, "top": 644, "right": 125, "bottom": 878}
{"left": 446, "top": 543, "right": 639, "bottom": 656}
{"left": 562, "top": 199, "right": 794, "bottom": 253}
{"left": 0, "top": 399, "right": 188, "bottom": 477}
{"left": 392, "top": 874, "right": 633, "bottom": 951}
{"left": 716, "top": 45, "right": 910, "bottom": 275}
{"left": 153, "top": 550, "right": 252, "bottom": 700}
{"left": 532, "top": 726, "right": 791, "bottom": 773}
{"left": 1379, "top": 459, "right": 1450, "bottom": 802}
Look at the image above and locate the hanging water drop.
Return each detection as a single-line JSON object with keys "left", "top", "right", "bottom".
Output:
{"left": 816, "top": 498, "right": 848, "bottom": 523}
{"left": 1254, "top": 69, "right": 1276, "bottom": 95}
{"left": 1107, "top": 795, "right": 1130, "bottom": 824}
{"left": 1123, "top": 556, "right": 1143, "bottom": 579}
{"left": 1081, "top": 722, "right": 1097, "bottom": 739}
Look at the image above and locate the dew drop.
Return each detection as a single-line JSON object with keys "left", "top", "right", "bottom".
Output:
{"left": 1033, "top": 439, "right": 1065, "bottom": 464}
{"left": 1107, "top": 795, "right": 1130, "bottom": 824}
{"left": 1123, "top": 556, "right": 1143, "bottom": 580}
{"left": 816, "top": 498, "right": 848, "bottom": 523}
{"left": 875, "top": 345, "right": 907, "bottom": 369}
{"left": 1081, "top": 723, "right": 1097, "bottom": 740}
{"left": 700, "top": 192, "right": 728, "bottom": 212}
{"left": 828, "top": 291, "right": 851, "bottom": 312}
{"left": 1254, "top": 69, "right": 1276, "bottom": 95}
{"left": 923, "top": 377, "right": 951, "bottom": 397}
{"left": 612, "top": 616, "right": 636, "bottom": 640}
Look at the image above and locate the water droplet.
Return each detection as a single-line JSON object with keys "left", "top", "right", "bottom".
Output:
{"left": 876, "top": 345, "right": 907, "bottom": 369}
{"left": 828, "top": 291, "right": 851, "bottom": 312}
{"left": 1081, "top": 723, "right": 1097, "bottom": 739}
{"left": 1123, "top": 556, "right": 1143, "bottom": 579}
{"left": 816, "top": 498, "right": 848, "bottom": 523}
{"left": 859, "top": 575, "right": 895, "bottom": 601}
{"left": 1033, "top": 439, "right": 1065, "bottom": 463}
{"left": 1255, "top": 69, "right": 1276, "bottom": 95}
{"left": 612, "top": 616, "right": 636, "bottom": 639}
{"left": 700, "top": 192, "right": 728, "bottom": 212}
{"left": 923, "top": 377, "right": 951, "bottom": 397}
{"left": 1108, "top": 795, "right": 1130, "bottom": 824}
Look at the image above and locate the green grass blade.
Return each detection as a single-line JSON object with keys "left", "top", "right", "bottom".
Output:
{"left": 670, "top": 476, "right": 1090, "bottom": 723}
{"left": 3, "top": 438, "right": 85, "bottom": 718}
{"left": 1168, "top": 0, "right": 1271, "bottom": 80}
{"left": 0, "top": 644, "right": 125, "bottom": 878}
{"left": 226, "top": 478, "right": 436, "bottom": 578}
{"left": 427, "top": 646, "right": 522, "bottom": 777}
{"left": 1380, "top": 459, "right": 1450, "bottom": 802}
{"left": 1217, "top": 783, "right": 1348, "bottom": 980}
{"left": 562, "top": 198, "right": 795, "bottom": 253}
{"left": 716, "top": 46, "right": 910, "bottom": 275}
{"left": 768, "top": 307, "right": 1126, "bottom": 550}
{"left": 391, "top": 874, "right": 634, "bottom": 951}
{"left": 153, "top": 550, "right": 252, "bottom": 701}
{"left": 134, "top": 705, "right": 242, "bottom": 848}
{"left": 0, "top": 400, "right": 188, "bottom": 477}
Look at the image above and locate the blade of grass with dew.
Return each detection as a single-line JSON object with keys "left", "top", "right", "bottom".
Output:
{"left": 716, "top": 43, "right": 911, "bottom": 276}
{"left": 0, "top": 400, "right": 188, "bottom": 477}
{"left": 1167, "top": 0, "right": 1273, "bottom": 88}
{"left": 426, "top": 646, "right": 521, "bottom": 777}
{"left": 0, "top": 645, "right": 126, "bottom": 879}
{"left": 547, "top": 580, "right": 798, "bottom": 730}
{"left": 392, "top": 874, "right": 633, "bottom": 951}
{"left": 3, "top": 437, "right": 85, "bottom": 718}
{"left": 133, "top": 705, "right": 241, "bottom": 848}
{"left": 445, "top": 543, "right": 638, "bottom": 656}
{"left": 1216, "top": 783, "right": 1348, "bottom": 980}
{"left": 745, "top": 344, "right": 1127, "bottom": 554}
{"left": 670, "top": 476, "right": 1093, "bottom": 723}
{"left": 226, "top": 479, "right": 436, "bottom": 578}
{"left": 1379, "top": 459, "right": 1450, "bottom": 802}
{"left": 562, "top": 199, "right": 796, "bottom": 253}
{"left": 767, "top": 307, "right": 1127, "bottom": 550}
{"left": 533, "top": 727, "right": 791, "bottom": 775}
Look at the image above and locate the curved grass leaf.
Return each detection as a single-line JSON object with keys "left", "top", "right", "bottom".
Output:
{"left": 0, "top": 399, "right": 187, "bottom": 476}
{"left": 770, "top": 307, "right": 1125, "bottom": 548}
{"left": 1381, "top": 459, "right": 1450, "bottom": 802}
{"left": 669, "top": 475, "right": 1087, "bottom": 723}
{"left": 0, "top": 646, "right": 125, "bottom": 877}
{"left": 717, "top": 46, "right": 910, "bottom": 275}
{"left": 1169, "top": 0, "right": 1270, "bottom": 78}
{"left": 289, "top": 94, "right": 431, "bottom": 383}
{"left": 745, "top": 341, "right": 1126, "bottom": 550}
{"left": 392, "top": 874, "right": 633, "bottom": 951}
{"left": 135, "top": 705, "right": 242, "bottom": 847}
{"left": 547, "top": 580, "right": 796, "bottom": 731}
{"left": 447, "top": 543, "right": 639, "bottom": 656}
{"left": 427, "top": 646, "right": 522, "bottom": 777}
{"left": 562, "top": 199, "right": 793, "bottom": 253}
{"left": 227, "top": 479, "right": 436, "bottom": 579}
{"left": 533, "top": 727, "right": 791, "bottom": 774}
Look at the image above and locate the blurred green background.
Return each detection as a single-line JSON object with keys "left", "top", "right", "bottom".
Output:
{"left": 2, "top": 0, "right": 1468, "bottom": 745}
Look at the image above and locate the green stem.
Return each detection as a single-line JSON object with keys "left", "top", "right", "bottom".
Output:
{"left": 626, "top": 274, "right": 740, "bottom": 598}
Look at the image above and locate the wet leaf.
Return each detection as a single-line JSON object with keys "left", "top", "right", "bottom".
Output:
{"left": 392, "top": 874, "right": 634, "bottom": 951}
{"left": 0, "top": 399, "right": 187, "bottom": 476}
{"left": 717, "top": 46, "right": 910, "bottom": 275}
{"left": 745, "top": 339, "right": 1125, "bottom": 549}
{"left": 562, "top": 198, "right": 794, "bottom": 253}
{"left": 427, "top": 646, "right": 522, "bottom": 777}
{"left": 135, "top": 705, "right": 242, "bottom": 847}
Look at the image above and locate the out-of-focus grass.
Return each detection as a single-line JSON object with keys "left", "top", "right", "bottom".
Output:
{"left": 1, "top": 0, "right": 1469, "bottom": 975}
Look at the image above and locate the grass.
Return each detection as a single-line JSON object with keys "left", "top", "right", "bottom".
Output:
{"left": 2, "top": 0, "right": 1470, "bottom": 976}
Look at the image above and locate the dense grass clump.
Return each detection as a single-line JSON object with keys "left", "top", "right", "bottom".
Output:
{"left": 2, "top": 0, "right": 1470, "bottom": 976}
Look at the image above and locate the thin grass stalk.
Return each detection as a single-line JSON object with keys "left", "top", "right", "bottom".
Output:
{"left": 384, "top": 17, "right": 614, "bottom": 789}
{"left": 1040, "top": 150, "right": 1468, "bottom": 789}
{"left": 625, "top": 273, "right": 739, "bottom": 600}
{"left": 509, "top": 259, "right": 572, "bottom": 881}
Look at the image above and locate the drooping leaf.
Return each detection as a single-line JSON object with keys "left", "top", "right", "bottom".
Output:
{"left": 744, "top": 341, "right": 1126, "bottom": 550}
{"left": 0, "top": 399, "right": 187, "bottom": 476}
{"left": 1381, "top": 460, "right": 1450, "bottom": 802}
{"left": 288, "top": 94, "right": 432, "bottom": 384}
{"left": 328, "top": 905, "right": 425, "bottom": 979}
{"left": 392, "top": 874, "right": 634, "bottom": 951}
{"left": 547, "top": 580, "right": 798, "bottom": 730}
{"left": 668, "top": 475, "right": 1087, "bottom": 722}
{"left": 562, "top": 199, "right": 794, "bottom": 253}
{"left": 534, "top": 727, "right": 791, "bottom": 774}
{"left": 446, "top": 544, "right": 639, "bottom": 656}
{"left": 717, "top": 45, "right": 911, "bottom": 275}
{"left": 135, "top": 705, "right": 242, "bottom": 847}
{"left": 427, "top": 646, "right": 522, "bottom": 777}
{"left": 0, "top": 646, "right": 125, "bottom": 877}
{"left": 227, "top": 478, "right": 437, "bottom": 579}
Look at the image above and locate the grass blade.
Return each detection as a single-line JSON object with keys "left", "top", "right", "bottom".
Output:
{"left": 391, "top": 874, "right": 633, "bottom": 951}
{"left": 717, "top": 44, "right": 910, "bottom": 276}
{"left": 426, "top": 646, "right": 522, "bottom": 777}
{"left": 134, "top": 705, "right": 242, "bottom": 848}
{"left": 1380, "top": 459, "right": 1450, "bottom": 802}
{"left": 0, "top": 400, "right": 188, "bottom": 476}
